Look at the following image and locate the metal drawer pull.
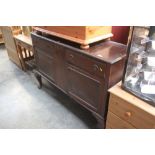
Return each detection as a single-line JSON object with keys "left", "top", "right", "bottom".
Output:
{"left": 99, "top": 67, "right": 103, "bottom": 72}
{"left": 124, "top": 111, "right": 132, "bottom": 118}
{"left": 69, "top": 54, "right": 74, "bottom": 59}
{"left": 93, "top": 64, "right": 99, "bottom": 71}
{"left": 93, "top": 64, "right": 103, "bottom": 72}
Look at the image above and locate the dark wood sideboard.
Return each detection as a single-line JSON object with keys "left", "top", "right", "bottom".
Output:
{"left": 31, "top": 32, "right": 127, "bottom": 128}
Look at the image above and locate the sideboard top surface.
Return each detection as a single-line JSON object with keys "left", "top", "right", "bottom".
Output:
{"left": 31, "top": 32, "right": 127, "bottom": 64}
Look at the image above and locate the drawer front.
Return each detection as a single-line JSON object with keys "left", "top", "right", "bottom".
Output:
{"left": 32, "top": 34, "right": 56, "bottom": 58}
{"left": 106, "top": 111, "right": 135, "bottom": 129}
{"left": 109, "top": 94, "right": 155, "bottom": 129}
{"left": 66, "top": 49, "right": 105, "bottom": 78}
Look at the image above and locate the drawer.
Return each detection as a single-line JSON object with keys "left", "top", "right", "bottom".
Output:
{"left": 106, "top": 111, "right": 135, "bottom": 129}
{"left": 66, "top": 50, "right": 105, "bottom": 78}
{"left": 32, "top": 34, "right": 56, "bottom": 58}
{"left": 109, "top": 94, "right": 155, "bottom": 129}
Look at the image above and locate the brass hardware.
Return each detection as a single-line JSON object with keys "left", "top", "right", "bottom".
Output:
{"left": 70, "top": 54, "right": 74, "bottom": 59}
{"left": 99, "top": 67, "right": 103, "bottom": 72}
{"left": 124, "top": 111, "right": 132, "bottom": 117}
{"left": 93, "top": 64, "right": 99, "bottom": 71}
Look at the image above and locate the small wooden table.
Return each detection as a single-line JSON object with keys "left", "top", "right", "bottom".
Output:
{"left": 106, "top": 82, "right": 155, "bottom": 129}
{"left": 14, "top": 34, "right": 34, "bottom": 71}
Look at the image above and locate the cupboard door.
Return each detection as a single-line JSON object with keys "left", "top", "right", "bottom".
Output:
{"left": 35, "top": 47, "right": 56, "bottom": 82}
{"left": 67, "top": 65, "right": 103, "bottom": 112}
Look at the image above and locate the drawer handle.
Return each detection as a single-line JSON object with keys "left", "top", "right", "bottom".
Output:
{"left": 69, "top": 54, "right": 74, "bottom": 59}
{"left": 124, "top": 111, "right": 132, "bottom": 118}
{"left": 93, "top": 64, "right": 103, "bottom": 72}
{"left": 99, "top": 67, "right": 103, "bottom": 72}
{"left": 93, "top": 64, "right": 99, "bottom": 71}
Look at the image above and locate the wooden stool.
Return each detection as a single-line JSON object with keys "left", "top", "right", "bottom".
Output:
{"left": 14, "top": 34, "right": 34, "bottom": 71}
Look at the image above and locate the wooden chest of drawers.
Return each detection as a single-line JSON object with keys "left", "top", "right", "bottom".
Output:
{"left": 31, "top": 33, "right": 126, "bottom": 128}
{"left": 33, "top": 26, "right": 113, "bottom": 49}
{"left": 106, "top": 83, "right": 155, "bottom": 129}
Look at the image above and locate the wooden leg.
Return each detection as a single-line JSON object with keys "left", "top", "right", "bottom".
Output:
{"left": 96, "top": 118, "right": 105, "bottom": 129}
{"left": 92, "top": 113, "right": 105, "bottom": 129}
{"left": 80, "top": 44, "right": 90, "bottom": 50}
{"left": 34, "top": 72, "right": 42, "bottom": 89}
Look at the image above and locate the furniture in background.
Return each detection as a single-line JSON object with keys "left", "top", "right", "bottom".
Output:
{"left": 14, "top": 34, "right": 34, "bottom": 71}
{"left": 31, "top": 32, "right": 127, "bottom": 128}
{"left": 106, "top": 82, "right": 155, "bottom": 129}
{"left": 21, "top": 26, "right": 33, "bottom": 37}
{"left": 1, "top": 26, "right": 23, "bottom": 69}
{"left": 1, "top": 26, "right": 34, "bottom": 71}
{"left": 122, "top": 26, "right": 155, "bottom": 106}
{"left": 33, "top": 26, "right": 113, "bottom": 49}
{"left": 111, "top": 26, "right": 130, "bottom": 45}
{"left": 0, "top": 27, "right": 4, "bottom": 44}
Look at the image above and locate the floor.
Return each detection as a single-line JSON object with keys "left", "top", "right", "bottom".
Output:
{"left": 0, "top": 44, "right": 97, "bottom": 129}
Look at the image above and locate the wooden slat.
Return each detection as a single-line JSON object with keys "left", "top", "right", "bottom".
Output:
{"left": 14, "top": 34, "right": 34, "bottom": 71}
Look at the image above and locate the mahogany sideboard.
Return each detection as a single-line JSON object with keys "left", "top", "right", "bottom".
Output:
{"left": 31, "top": 32, "right": 127, "bottom": 128}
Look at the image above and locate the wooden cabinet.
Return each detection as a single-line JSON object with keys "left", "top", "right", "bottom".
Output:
{"left": 0, "top": 27, "right": 4, "bottom": 44}
{"left": 106, "top": 83, "right": 155, "bottom": 129}
{"left": 33, "top": 26, "right": 113, "bottom": 49}
{"left": 14, "top": 34, "right": 33, "bottom": 71}
{"left": 1, "top": 26, "right": 22, "bottom": 69}
{"left": 31, "top": 32, "right": 127, "bottom": 128}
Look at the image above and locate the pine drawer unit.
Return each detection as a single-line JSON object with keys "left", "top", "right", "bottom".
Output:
{"left": 33, "top": 26, "right": 113, "bottom": 49}
{"left": 31, "top": 32, "right": 126, "bottom": 128}
{"left": 106, "top": 83, "right": 155, "bottom": 129}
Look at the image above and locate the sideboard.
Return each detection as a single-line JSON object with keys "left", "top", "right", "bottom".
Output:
{"left": 31, "top": 32, "right": 127, "bottom": 128}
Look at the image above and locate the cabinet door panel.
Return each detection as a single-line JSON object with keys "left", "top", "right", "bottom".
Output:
{"left": 35, "top": 48, "right": 56, "bottom": 82}
{"left": 67, "top": 66, "right": 102, "bottom": 111}
{"left": 32, "top": 33, "right": 56, "bottom": 58}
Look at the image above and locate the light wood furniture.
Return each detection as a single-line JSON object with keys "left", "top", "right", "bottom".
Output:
{"left": 21, "top": 26, "right": 32, "bottom": 37}
{"left": 0, "top": 27, "right": 4, "bottom": 44}
{"left": 1, "top": 26, "right": 23, "bottom": 69}
{"left": 33, "top": 26, "right": 113, "bottom": 49}
{"left": 106, "top": 82, "right": 155, "bottom": 129}
{"left": 14, "top": 34, "right": 33, "bottom": 71}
